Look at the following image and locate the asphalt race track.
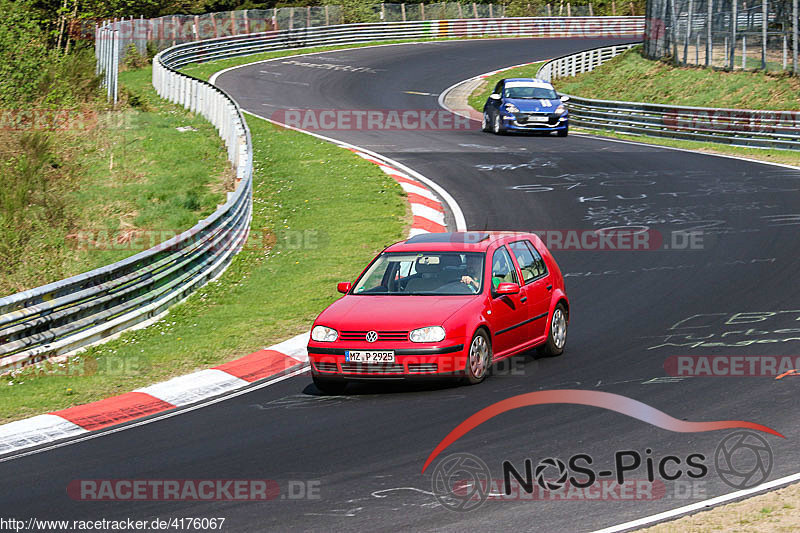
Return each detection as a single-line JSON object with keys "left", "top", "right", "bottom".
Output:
{"left": 3, "top": 38, "right": 800, "bottom": 532}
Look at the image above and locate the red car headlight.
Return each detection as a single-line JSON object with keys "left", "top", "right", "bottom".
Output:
{"left": 409, "top": 326, "right": 446, "bottom": 343}
{"left": 311, "top": 326, "right": 338, "bottom": 342}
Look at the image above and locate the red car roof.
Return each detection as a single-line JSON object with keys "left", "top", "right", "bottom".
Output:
{"left": 385, "top": 232, "right": 534, "bottom": 253}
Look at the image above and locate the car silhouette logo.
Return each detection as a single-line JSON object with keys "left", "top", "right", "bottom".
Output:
{"left": 366, "top": 331, "right": 378, "bottom": 343}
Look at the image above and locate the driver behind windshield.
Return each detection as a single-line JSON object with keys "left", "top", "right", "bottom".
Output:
{"left": 504, "top": 86, "right": 559, "bottom": 100}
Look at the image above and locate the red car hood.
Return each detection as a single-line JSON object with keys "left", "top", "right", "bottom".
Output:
{"left": 316, "top": 295, "right": 474, "bottom": 331}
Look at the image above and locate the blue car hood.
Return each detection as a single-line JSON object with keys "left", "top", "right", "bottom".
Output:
{"left": 505, "top": 97, "right": 561, "bottom": 113}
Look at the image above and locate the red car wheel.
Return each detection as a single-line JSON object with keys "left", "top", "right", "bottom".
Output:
{"left": 464, "top": 329, "right": 492, "bottom": 384}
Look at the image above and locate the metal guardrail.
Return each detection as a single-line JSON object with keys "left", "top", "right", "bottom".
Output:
{"left": 0, "top": 38, "right": 253, "bottom": 371}
{"left": 0, "top": 17, "right": 644, "bottom": 371}
{"left": 537, "top": 44, "right": 800, "bottom": 150}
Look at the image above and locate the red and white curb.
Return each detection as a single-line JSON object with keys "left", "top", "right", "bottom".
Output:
{"left": 0, "top": 334, "right": 308, "bottom": 456}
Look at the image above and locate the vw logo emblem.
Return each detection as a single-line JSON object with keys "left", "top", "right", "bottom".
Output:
{"left": 365, "top": 331, "right": 378, "bottom": 343}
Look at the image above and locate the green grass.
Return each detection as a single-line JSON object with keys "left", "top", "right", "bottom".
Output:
{"left": 466, "top": 61, "right": 546, "bottom": 113}
{"left": 0, "top": 67, "right": 229, "bottom": 296}
{"left": 1, "top": 97, "right": 407, "bottom": 423}
{"left": 554, "top": 46, "right": 800, "bottom": 110}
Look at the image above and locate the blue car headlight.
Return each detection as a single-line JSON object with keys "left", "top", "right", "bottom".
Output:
{"left": 504, "top": 103, "right": 519, "bottom": 113}
{"left": 555, "top": 104, "right": 567, "bottom": 115}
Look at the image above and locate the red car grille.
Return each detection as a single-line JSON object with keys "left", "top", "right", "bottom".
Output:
{"left": 314, "top": 362, "right": 338, "bottom": 373}
{"left": 340, "top": 363, "right": 405, "bottom": 374}
{"left": 408, "top": 363, "right": 438, "bottom": 373}
{"left": 339, "top": 330, "right": 408, "bottom": 342}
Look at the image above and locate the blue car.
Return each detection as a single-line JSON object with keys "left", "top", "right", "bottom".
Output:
{"left": 482, "top": 78, "right": 569, "bottom": 136}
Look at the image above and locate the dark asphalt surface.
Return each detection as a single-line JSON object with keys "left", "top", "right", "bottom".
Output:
{"left": 2, "top": 38, "right": 799, "bottom": 532}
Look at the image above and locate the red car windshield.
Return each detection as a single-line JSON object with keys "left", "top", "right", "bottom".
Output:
{"left": 352, "top": 252, "right": 485, "bottom": 295}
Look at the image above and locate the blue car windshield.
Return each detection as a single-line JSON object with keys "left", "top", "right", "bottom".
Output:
{"left": 504, "top": 86, "right": 559, "bottom": 100}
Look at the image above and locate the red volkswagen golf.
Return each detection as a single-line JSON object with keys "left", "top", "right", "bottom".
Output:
{"left": 307, "top": 232, "right": 569, "bottom": 394}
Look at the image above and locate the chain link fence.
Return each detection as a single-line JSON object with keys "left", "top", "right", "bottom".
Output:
{"left": 644, "top": 0, "right": 799, "bottom": 72}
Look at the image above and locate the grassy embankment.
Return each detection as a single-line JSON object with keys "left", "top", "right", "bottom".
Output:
{"left": 468, "top": 47, "right": 800, "bottom": 167}
{"left": 2, "top": 56, "right": 406, "bottom": 422}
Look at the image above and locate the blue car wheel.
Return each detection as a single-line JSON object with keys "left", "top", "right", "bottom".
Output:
{"left": 492, "top": 112, "right": 505, "bottom": 135}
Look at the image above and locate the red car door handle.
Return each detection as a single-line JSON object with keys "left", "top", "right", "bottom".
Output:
{"left": 546, "top": 284, "right": 552, "bottom": 291}
{"left": 520, "top": 296, "right": 527, "bottom": 302}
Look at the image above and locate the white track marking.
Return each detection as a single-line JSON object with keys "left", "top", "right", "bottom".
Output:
{"left": 0, "top": 365, "right": 309, "bottom": 464}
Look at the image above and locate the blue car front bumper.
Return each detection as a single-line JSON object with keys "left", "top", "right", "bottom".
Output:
{"left": 501, "top": 113, "right": 568, "bottom": 132}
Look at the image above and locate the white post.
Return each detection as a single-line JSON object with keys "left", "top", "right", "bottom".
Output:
{"left": 742, "top": 34, "right": 746, "bottom": 69}
{"left": 761, "top": 0, "right": 767, "bottom": 69}
{"left": 684, "top": 0, "right": 693, "bottom": 64}
{"left": 696, "top": 32, "right": 700, "bottom": 64}
{"left": 783, "top": 33, "right": 788, "bottom": 69}
{"left": 706, "top": 0, "right": 712, "bottom": 66}
{"left": 793, "top": 0, "right": 798, "bottom": 74}
{"left": 730, "top": 0, "right": 737, "bottom": 69}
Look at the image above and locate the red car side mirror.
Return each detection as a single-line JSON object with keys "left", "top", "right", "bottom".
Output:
{"left": 337, "top": 282, "right": 352, "bottom": 294}
{"left": 494, "top": 282, "right": 520, "bottom": 295}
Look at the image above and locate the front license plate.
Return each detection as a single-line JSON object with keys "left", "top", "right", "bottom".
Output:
{"left": 344, "top": 350, "right": 395, "bottom": 363}
{"left": 527, "top": 116, "right": 549, "bottom": 123}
